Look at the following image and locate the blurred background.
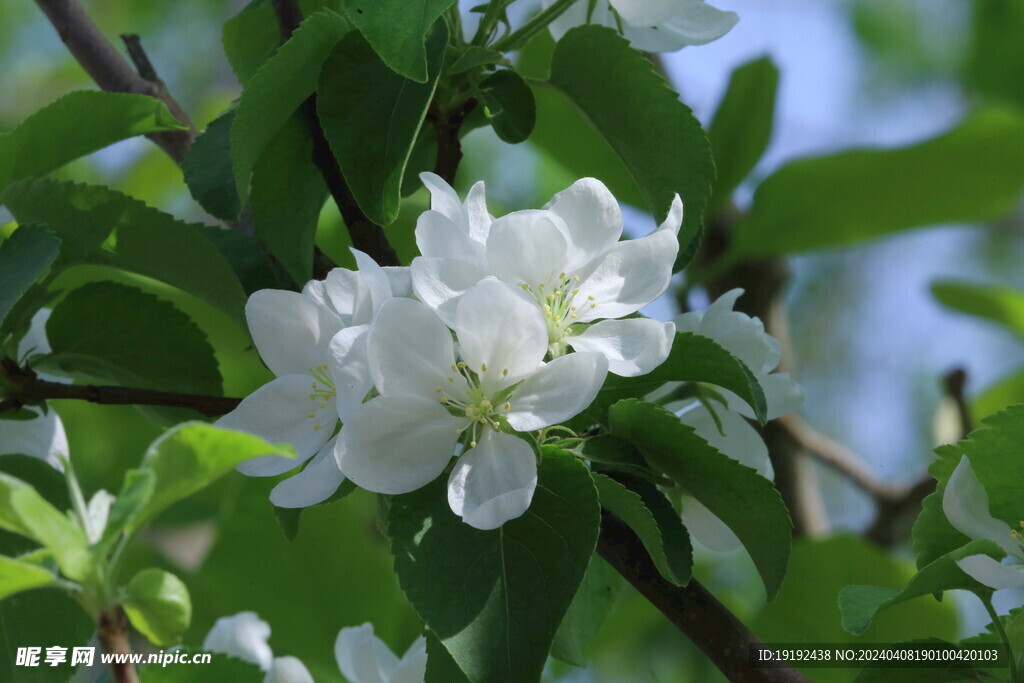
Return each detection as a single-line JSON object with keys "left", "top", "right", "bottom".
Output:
{"left": 2, "top": 0, "right": 1023, "bottom": 681}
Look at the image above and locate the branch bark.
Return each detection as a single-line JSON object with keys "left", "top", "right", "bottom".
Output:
{"left": 431, "top": 98, "right": 478, "bottom": 186}
{"left": 97, "top": 607, "right": 139, "bottom": 683}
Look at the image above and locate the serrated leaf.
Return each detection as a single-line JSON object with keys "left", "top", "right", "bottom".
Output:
{"left": 222, "top": 0, "right": 282, "bottom": 86}
{"left": 0, "top": 225, "right": 60, "bottom": 329}
{"left": 707, "top": 57, "right": 779, "bottom": 212}
{"left": 231, "top": 9, "right": 352, "bottom": 201}
{"left": 912, "top": 444, "right": 971, "bottom": 570}
{"left": 388, "top": 448, "right": 599, "bottom": 683}
{"left": 547, "top": 26, "right": 714, "bottom": 269}
{"left": 550, "top": 555, "right": 621, "bottom": 667}
{"left": 592, "top": 473, "right": 692, "bottom": 586}
{"left": 931, "top": 280, "right": 1024, "bottom": 338}
{"left": 345, "top": 0, "right": 456, "bottom": 82}
{"left": 0, "top": 91, "right": 185, "bottom": 194}
{"left": 839, "top": 538, "right": 1005, "bottom": 635}
{"left": 3, "top": 179, "right": 249, "bottom": 326}
{"left": 731, "top": 108, "right": 1024, "bottom": 258}
{"left": 182, "top": 110, "right": 241, "bottom": 221}
{"left": 133, "top": 423, "right": 295, "bottom": 532}
{"left": 479, "top": 69, "right": 536, "bottom": 144}
{"left": 123, "top": 568, "right": 191, "bottom": 646}
{"left": 608, "top": 399, "right": 791, "bottom": 598}
{"left": 0, "top": 554, "right": 56, "bottom": 601}
{"left": 317, "top": 23, "right": 446, "bottom": 225}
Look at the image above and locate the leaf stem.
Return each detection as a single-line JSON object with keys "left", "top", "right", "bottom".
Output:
{"left": 491, "top": 0, "right": 579, "bottom": 53}
{"left": 980, "top": 593, "right": 1018, "bottom": 683}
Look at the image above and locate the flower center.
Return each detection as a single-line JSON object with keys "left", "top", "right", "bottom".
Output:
{"left": 435, "top": 361, "right": 511, "bottom": 448}
{"left": 305, "top": 364, "right": 336, "bottom": 431}
{"left": 520, "top": 272, "right": 595, "bottom": 354}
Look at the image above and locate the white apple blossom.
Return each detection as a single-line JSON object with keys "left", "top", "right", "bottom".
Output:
{"left": 336, "top": 279, "right": 607, "bottom": 530}
{"left": 411, "top": 173, "right": 680, "bottom": 377}
{"left": 203, "top": 612, "right": 313, "bottom": 683}
{"left": 336, "top": 623, "right": 427, "bottom": 683}
{"left": 216, "top": 250, "right": 407, "bottom": 509}
{"left": 545, "top": 0, "right": 739, "bottom": 53}
{"left": 942, "top": 455, "right": 1024, "bottom": 590}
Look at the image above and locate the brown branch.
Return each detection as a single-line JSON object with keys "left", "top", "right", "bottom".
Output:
{"left": 598, "top": 511, "right": 809, "bottom": 683}
{"left": 431, "top": 98, "right": 479, "bottom": 186}
{"left": 34, "top": 0, "right": 195, "bottom": 163}
{"left": 98, "top": 607, "right": 139, "bottom": 683}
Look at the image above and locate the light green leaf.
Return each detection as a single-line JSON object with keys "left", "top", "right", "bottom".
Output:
{"left": 931, "top": 280, "right": 1024, "bottom": 338}
{"left": 731, "top": 108, "right": 1024, "bottom": 258}
{"left": 388, "top": 447, "right": 599, "bottom": 682}
{"left": 123, "top": 568, "right": 192, "bottom": 646}
{"left": 0, "top": 474, "right": 37, "bottom": 540}
{"left": 345, "top": 0, "right": 456, "bottom": 82}
{"left": 547, "top": 26, "right": 714, "bottom": 267}
{"left": 0, "top": 225, "right": 60, "bottom": 329}
{"left": 317, "top": 23, "right": 447, "bottom": 225}
{"left": 9, "top": 487, "right": 91, "bottom": 582}
{"left": 101, "top": 470, "right": 156, "bottom": 548}
{"left": 231, "top": 9, "right": 351, "bottom": 201}
{"left": 973, "top": 366, "right": 1024, "bottom": 424}
{"left": 0, "top": 91, "right": 185, "bottom": 194}
{"left": 608, "top": 399, "right": 791, "bottom": 598}
{"left": 0, "top": 554, "right": 56, "bottom": 601}
{"left": 479, "top": 69, "right": 536, "bottom": 144}
{"left": 182, "top": 110, "right": 241, "bottom": 222}
{"left": 3, "top": 179, "right": 249, "bottom": 326}
{"left": 707, "top": 57, "right": 779, "bottom": 212}
{"left": 133, "top": 423, "right": 294, "bottom": 532}
{"left": 839, "top": 538, "right": 1005, "bottom": 635}
{"left": 550, "top": 556, "right": 621, "bottom": 667}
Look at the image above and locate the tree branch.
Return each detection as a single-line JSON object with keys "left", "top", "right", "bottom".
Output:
{"left": 34, "top": 0, "right": 195, "bottom": 163}
{"left": 598, "top": 511, "right": 809, "bottom": 683}
{"left": 431, "top": 98, "right": 478, "bottom": 186}
{"left": 98, "top": 607, "right": 139, "bottom": 683}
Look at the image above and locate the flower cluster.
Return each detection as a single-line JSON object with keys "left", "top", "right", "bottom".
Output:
{"left": 220, "top": 175, "right": 682, "bottom": 529}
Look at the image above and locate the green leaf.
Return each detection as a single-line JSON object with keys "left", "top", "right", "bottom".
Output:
{"left": 388, "top": 447, "right": 600, "bottom": 682}
{"left": 231, "top": 9, "right": 351, "bottom": 201}
{"left": 133, "top": 423, "right": 295, "bottom": 532}
{"left": 0, "top": 554, "right": 56, "bottom": 601}
{"left": 973, "top": 366, "right": 1024, "bottom": 424}
{"left": 222, "top": 0, "right": 281, "bottom": 86}
{"left": 707, "top": 57, "right": 779, "bottom": 212}
{"left": 952, "top": 404, "right": 1024, "bottom": 529}
{"left": 547, "top": 26, "right": 714, "bottom": 266}
{"left": 3, "top": 179, "right": 249, "bottom": 326}
{"left": 317, "top": 23, "right": 447, "bottom": 225}
{"left": 425, "top": 631, "right": 469, "bottom": 683}
{"left": 140, "top": 649, "right": 264, "bottom": 682}
{"left": 0, "top": 589, "right": 93, "bottom": 683}
{"left": 578, "top": 435, "right": 669, "bottom": 485}
{"left": 608, "top": 399, "right": 791, "bottom": 598}
{"left": 0, "top": 474, "right": 39, "bottom": 541}
{"left": 194, "top": 225, "right": 282, "bottom": 295}
{"left": 9, "top": 486, "right": 91, "bottom": 582}
{"left": 448, "top": 45, "right": 503, "bottom": 75}
{"left": 911, "top": 445, "right": 969, "bottom": 571}
{"left": 251, "top": 115, "right": 328, "bottom": 285}
{"left": 273, "top": 477, "right": 356, "bottom": 542}
{"left": 592, "top": 473, "right": 692, "bottom": 587}
{"left": 345, "top": 0, "right": 456, "bottom": 82}
{"left": 931, "top": 280, "right": 1024, "bottom": 338}
{"left": 731, "top": 108, "right": 1024, "bottom": 258}
{"left": 182, "top": 110, "right": 241, "bottom": 222}
{"left": 101, "top": 470, "right": 156, "bottom": 548}
{"left": 0, "top": 456, "right": 71, "bottom": 560}
{"left": 0, "top": 225, "right": 60, "bottom": 330}
{"left": 967, "top": 0, "right": 1024, "bottom": 109}
{"left": 839, "top": 538, "right": 1005, "bottom": 635}
{"left": 123, "top": 568, "right": 192, "bottom": 646}
{"left": 0, "top": 91, "right": 185, "bottom": 194}
{"left": 478, "top": 69, "right": 536, "bottom": 144}
{"left": 550, "top": 556, "right": 621, "bottom": 667}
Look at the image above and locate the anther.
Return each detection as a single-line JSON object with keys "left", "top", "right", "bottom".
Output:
{"left": 447, "top": 377, "right": 455, "bottom": 383}
{"left": 481, "top": 363, "right": 488, "bottom": 372}
{"left": 435, "top": 387, "right": 443, "bottom": 393}
{"left": 504, "top": 402, "right": 511, "bottom": 411}
{"left": 313, "top": 424, "right": 321, "bottom": 431}
{"left": 451, "top": 364, "right": 459, "bottom": 373}
{"left": 521, "top": 284, "right": 529, "bottom": 291}
{"left": 502, "top": 368, "right": 508, "bottom": 376}
{"left": 470, "top": 441, "right": 477, "bottom": 448}
{"left": 306, "top": 413, "right": 316, "bottom": 418}
{"left": 457, "top": 361, "right": 467, "bottom": 368}
{"left": 588, "top": 295, "right": 596, "bottom": 301}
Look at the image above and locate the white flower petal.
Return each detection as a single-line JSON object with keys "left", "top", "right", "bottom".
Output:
{"left": 956, "top": 555, "right": 1024, "bottom": 590}
{"left": 351, "top": 249, "right": 393, "bottom": 316}
{"left": 323, "top": 268, "right": 374, "bottom": 324}
{"left": 692, "top": 289, "right": 777, "bottom": 373}
{"left": 18, "top": 309, "right": 53, "bottom": 357}
{"left": 415, "top": 210, "right": 486, "bottom": 265}
{"left": 368, "top": 298, "right": 461, "bottom": 399}
{"left": 622, "top": 1, "right": 738, "bottom": 52}
{"left": 390, "top": 637, "right": 428, "bottom": 683}
{"left": 760, "top": 373, "right": 805, "bottom": 420}
{"left": 507, "top": 352, "right": 608, "bottom": 431}
{"left": 545, "top": 0, "right": 616, "bottom": 41}
{"left": 263, "top": 656, "right": 314, "bottom": 683}
{"left": 410, "top": 256, "right": 487, "bottom": 327}
{"left": 0, "top": 408, "right": 67, "bottom": 470}
{"left": 454, "top": 279, "right": 548, "bottom": 393}
{"left": 336, "top": 395, "right": 461, "bottom": 495}
{"left": 329, "top": 325, "right": 373, "bottom": 423}
{"left": 485, "top": 210, "right": 571, "bottom": 288}
{"left": 680, "top": 497, "right": 742, "bottom": 552}
{"left": 574, "top": 228, "right": 678, "bottom": 322}
{"left": 568, "top": 318, "right": 675, "bottom": 377}
{"left": 301, "top": 279, "right": 328, "bottom": 308}
{"left": 335, "top": 623, "right": 393, "bottom": 683}
{"left": 658, "top": 194, "right": 684, "bottom": 236}
{"left": 448, "top": 430, "right": 537, "bottom": 530}
{"left": 269, "top": 437, "right": 345, "bottom": 509}
{"left": 610, "top": 0, "right": 679, "bottom": 26}
{"left": 543, "top": 178, "right": 622, "bottom": 271}
{"left": 217, "top": 376, "right": 333, "bottom": 477}
{"left": 464, "top": 180, "right": 492, "bottom": 243}
{"left": 203, "top": 612, "right": 273, "bottom": 671}
{"left": 677, "top": 402, "right": 772, "bottom": 478}
{"left": 246, "top": 290, "right": 341, "bottom": 377}
{"left": 420, "top": 172, "right": 468, "bottom": 231}
{"left": 85, "top": 489, "right": 115, "bottom": 544}
{"left": 942, "top": 456, "right": 1018, "bottom": 556}
{"left": 382, "top": 266, "right": 413, "bottom": 299}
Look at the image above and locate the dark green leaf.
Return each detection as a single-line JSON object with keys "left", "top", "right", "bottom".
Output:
{"left": 547, "top": 26, "right": 714, "bottom": 267}
{"left": 578, "top": 435, "right": 668, "bottom": 485}
{"left": 182, "top": 111, "right": 241, "bottom": 221}
{"left": 425, "top": 630, "right": 469, "bottom": 683}
{"left": 140, "top": 649, "right": 263, "bottom": 682}
{"left": 0, "top": 589, "right": 93, "bottom": 683}
{"left": 479, "top": 69, "right": 536, "bottom": 144}
{"left": 318, "top": 23, "right": 447, "bottom": 225}
{"left": 388, "top": 447, "right": 599, "bottom": 682}
{"left": 967, "top": 0, "right": 1024, "bottom": 109}
{"left": 3, "top": 179, "right": 249, "bottom": 326}
{"left": 0, "top": 91, "right": 185, "bottom": 194}
{"left": 0, "top": 225, "right": 60, "bottom": 330}
{"left": 222, "top": 0, "right": 281, "bottom": 86}
{"left": 707, "top": 57, "right": 779, "bottom": 212}
{"left": 731, "top": 108, "right": 1024, "bottom": 258}
{"left": 194, "top": 225, "right": 283, "bottom": 295}
{"left": 0, "top": 554, "right": 55, "bottom": 601}
{"left": 345, "top": 0, "right": 456, "bottom": 82}
{"left": 608, "top": 399, "right": 791, "bottom": 598}
{"left": 123, "top": 568, "right": 192, "bottom": 646}
{"left": 931, "top": 280, "right": 1024, "bottom": 338}
{"left": 550, "top": 556, "right": 621, "bottom": 667}
{"left": 448, "top": 46, "right": 503, "bottom": 75}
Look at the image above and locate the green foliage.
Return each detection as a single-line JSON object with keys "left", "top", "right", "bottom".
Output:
{"left": 345, "top": 0, "right": 456, "bottom": 82}
{"left": 731, "top": 108, "right": 1024, "bottom": 257}
{"left": 478, "top": 70, "right": 536, "bottom": 144}
{"left": 951, "top": 404, "right": 1024, "bottom": 526}
{"left": 546, "top": 26, "right": 714, "bottom": 267}
{"left": 973, "top": 367, "right": 1024, "bottom": 424}
{"left": 3, "top": 179, "right": 249, "bottom": 326}
{"left": 968, "top": 0, "right": 1024, "bottom": 109}
{"left": 182, "top": 111, "right": 241, "bottom": 222}
{"left": 707, "top": 57, "right": 779, "bottom": 213}
{"left": 911, "top": 444, "right": 968, "bottom": 571}
{"left": 222, "top": 0, "right": 281, "bottom": 86}
{"left": 578, "top": 435, "right": 668, "bottom": 485}
{"left": 140, "top": 650, "right": 263, "bottom": 682}
{"left": 0, "top": 589, "right": 93, "bottom": 683}
{"left": 0, "top": 554, "right": 56, "bottom": 600}
{"left": 0, "top": 91, "right": 185, "bottom": 194}
{"left": 932, "top": 280, "right": 1024, "bottom": 338}
{"left": 317, "top": 24, "right": 447, "bottom": 225}
{"left": 608, "top": 400, "right": 791, "bottom": 598}
{"left": 102, "top": 470, "right": 156, "bottom": 549}
{"left": 425, "top": 631, "right": 470, "bottom": 683}
{"left": 388, "top": 448, "right": 599, "bottom": 682}
{"left": 123, "top": 568, "right": 192, "bottom": 646}
{"left": 0, "top": 225, "right": 60, "bottom": 329}
{"left": 7, "top": 483, "right": 91, "bottom": 582}
{"left": 550, "top": 556, "right": 621, "bottom": 667}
